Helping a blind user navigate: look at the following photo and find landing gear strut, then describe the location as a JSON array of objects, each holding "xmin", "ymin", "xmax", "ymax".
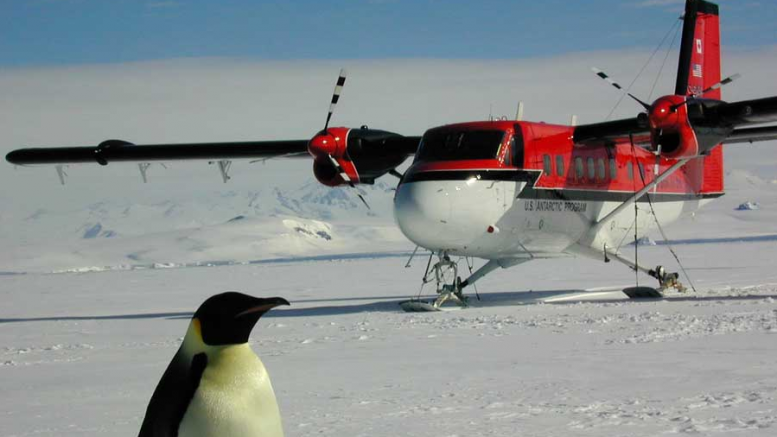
[
  {"xmin": 425, "ymin": 253, "xmax": 468, "ymax": 308},
  {"xmin": 400, "ymin": 251, "xmax": 468, "ymax": 311},
  {"xmin": 400, "ymin": 253, "xmax": 529, "ymax": 311},
  {"xmin": 607, "ymin": 250, "xmax": 686, "ymax": 298}
]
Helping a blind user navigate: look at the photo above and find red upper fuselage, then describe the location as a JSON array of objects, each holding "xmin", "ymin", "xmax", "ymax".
[{"xmin": 402, "ymin": 119, "xmax": 723, "ymax": 199}]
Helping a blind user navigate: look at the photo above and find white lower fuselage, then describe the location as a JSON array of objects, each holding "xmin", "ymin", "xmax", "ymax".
[{"xmin": 394, "ymin": 175, "xmax": 708, "ymax": 261}]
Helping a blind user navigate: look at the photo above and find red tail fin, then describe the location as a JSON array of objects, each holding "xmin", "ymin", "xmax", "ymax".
[
  {"xmin": 676, "ymin": 0, "xmax": 723, "ymax": 194},
  {"xmin": 676, "ymin": 0, "xmax": 721, "ymax": 97}
]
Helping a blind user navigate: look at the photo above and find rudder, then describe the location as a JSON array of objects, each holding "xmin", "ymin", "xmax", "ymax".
[{"xmin": 676, "ymin": 0, "xmax": 723, "ymax": 195}]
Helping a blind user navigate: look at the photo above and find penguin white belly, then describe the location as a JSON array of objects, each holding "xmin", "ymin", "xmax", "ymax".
[{"xmin": 178, "ymin": 344, "xmax": 284, "ymax": 437}]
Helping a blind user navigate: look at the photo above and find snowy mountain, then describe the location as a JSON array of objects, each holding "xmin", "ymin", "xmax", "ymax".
[{"xmin": 1, "ymin": 176, "xmax": 409, "ymax": 273}]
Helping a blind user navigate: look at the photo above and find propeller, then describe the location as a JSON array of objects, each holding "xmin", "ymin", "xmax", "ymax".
[
  {"xmin": 317, "ymin": 69, "xmax": 371, "ymax": 209},
  {"xmin": 591, "ymin": 67, "xmax": 650, "ymax": 110}
]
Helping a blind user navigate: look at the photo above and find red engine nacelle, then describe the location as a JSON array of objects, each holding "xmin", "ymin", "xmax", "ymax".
[
  {"xmin": 648, "ymin": 95, "xmax": 702, "ymax": 159},
  {"xmin": 308, "ymin": 127, "xmax": 360, "ymax": 187},
  {"xmin": 307, "ymin": 126, "xmax": 418, "ymax": 187}
]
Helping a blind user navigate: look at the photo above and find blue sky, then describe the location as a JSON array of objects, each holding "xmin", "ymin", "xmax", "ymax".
[{"xmin": 1, "ymin": 0, "xmax": 774, "ymax": 67}]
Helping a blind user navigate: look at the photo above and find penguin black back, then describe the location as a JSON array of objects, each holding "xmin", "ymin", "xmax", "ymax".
[{"xmin": 138, "ymin": 352, "xmax": 207, "ymax": 437}]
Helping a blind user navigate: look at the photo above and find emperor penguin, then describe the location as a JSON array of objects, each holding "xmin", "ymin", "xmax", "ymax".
[{"xmin": 138, "ymin": 292, "xmax": 290, "ymax": 437}]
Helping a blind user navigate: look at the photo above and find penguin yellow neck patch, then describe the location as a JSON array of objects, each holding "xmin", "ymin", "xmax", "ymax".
[{"xmin": 192, "ymin": 318, "xmax": 202, "ymax": 341}]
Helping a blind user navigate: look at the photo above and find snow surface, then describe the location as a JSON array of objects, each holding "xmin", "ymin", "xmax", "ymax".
[{"xmin": 3, "ymin": 243, "xmax": 777, "ymax": 437}]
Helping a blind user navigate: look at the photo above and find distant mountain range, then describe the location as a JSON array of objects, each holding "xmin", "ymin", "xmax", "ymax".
[{"xmin": 5, "ymin": 179, "xmax": 396, "ymax": 245}]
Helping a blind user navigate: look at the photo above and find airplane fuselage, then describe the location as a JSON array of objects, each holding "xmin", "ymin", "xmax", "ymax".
[{"xmin": 394, "ymin": 120, "xmax": 723, "ymax": 261}]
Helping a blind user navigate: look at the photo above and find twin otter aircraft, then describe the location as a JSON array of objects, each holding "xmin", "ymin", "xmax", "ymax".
[{"xmin": 7, "ymin": 0, "xmax": 777, "ymax": 309}]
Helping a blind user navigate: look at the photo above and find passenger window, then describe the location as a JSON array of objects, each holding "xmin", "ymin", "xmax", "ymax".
[
  {"xmin": 638, "ymin": 162, "xmax": 645, "ymax": 180},
  {"xmin": 575, "ymin": 157, "xmax": 584, "ymax": 180},
  {"xmin": 543, "ymin": 154, "xmax": 552, "ymax": 176},
  {"xmin": 609, "ymin": 158, "xmax": 617, "ymax": 180},
  {"xmin": 627, "ymin": 161, "xmax": 634, "ymax": 180},
  {"xmin": 587, "ymin": 157, "xmax": 595, "ymax": 180},
  {"xmin": 556, "ymin": 155, "xmax": 564, "ymax": 177},
  {"xmin": 597, "ymin": 158, "xmax": 606, "ymax": 180}
]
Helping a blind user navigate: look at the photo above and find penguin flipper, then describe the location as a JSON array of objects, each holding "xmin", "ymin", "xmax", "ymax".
[{"xmin": 138, "ymin": 352, "xmax": 208, "ymax": 437}]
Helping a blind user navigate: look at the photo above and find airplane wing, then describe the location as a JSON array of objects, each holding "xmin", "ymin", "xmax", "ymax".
[
  {"xmin": 5, "ymin": 139, "xmax": 311, "ymax": 166},
  {"xmin": 573, "ymin": 95, "xmax": 777, "ymax": 148},
  {"xmin": 722, "ymin": 126, "xmax": 777, "ymax": 144},
  {"xmin": 5, "ymin": 64, "xmax": 424, "ymax": 187},
  {"xmin": 5, "ymin": 130, "xmax": 422, "ymax": 186},
  {"xmin": 573, "ymin": 117, "xmax": 651, "ymax": 147}
]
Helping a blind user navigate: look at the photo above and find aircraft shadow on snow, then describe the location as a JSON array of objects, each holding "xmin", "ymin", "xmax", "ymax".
[{"xmin": 3, "ymin": 290, "xmax": 776, "ymax": 324}]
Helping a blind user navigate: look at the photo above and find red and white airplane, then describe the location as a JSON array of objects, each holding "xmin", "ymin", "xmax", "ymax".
[{"xmin": 7, "ymin": 0, "xmax": 777, "ymax": 309}]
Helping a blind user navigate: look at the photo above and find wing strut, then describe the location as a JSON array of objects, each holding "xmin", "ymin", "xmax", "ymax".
[
  {"xmin": 590, "ymin": 157, "xmax": 692, "ymax": 231},
  {"xmin": 215, "ymin": 160, "xmax": 232, "ymax": 183},
  {"xmin": 138, "ymin": 163, "xmax": 151, "ymax": 183},
  {"xmin": 55, "ymin": 165, "xmax": 67, "ymax": 185}
]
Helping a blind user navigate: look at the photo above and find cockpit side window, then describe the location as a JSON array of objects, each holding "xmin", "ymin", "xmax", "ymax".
[
  {"xmin": 512, "ymin": 125, "xmax": 524, "ymax": 168},
  {"xmin": 416, "ymin": 130, "xmax": 505, "ymax": 162}
]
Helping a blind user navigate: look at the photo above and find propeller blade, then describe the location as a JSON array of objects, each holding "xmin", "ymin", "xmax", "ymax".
[
  {"xmin": 355, "ymin": 190, "xmax": 371, "ymax": 210},
  {"xmin": 592, "ymin": 67, "xmax": 623, "ymax": 91},
  {"xmin": 627, "ymin": 93, "xmax": 651, "ymax": 111},
  {"xmin": 696, "ymin": 73, "xmax": 741, "ymax": 97},
  {"xmin": 324, "ymin": 68, "xmax": 347, "ymax": 131},
  {"xmin": 593, "ymin": 67, "xmax": 651, "ymax": 111},
  {"xmin": 327, "ymin": 153, "xmax": 351, "ymax": 183},
  {"xmin": 325, "ymin": 153, "xmax": 370, "ymax": 209}
]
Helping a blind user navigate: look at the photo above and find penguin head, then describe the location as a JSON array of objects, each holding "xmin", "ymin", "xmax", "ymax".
[{"xmin": 192, "ymin": 292, "xmax": 290, "ymax": 346}]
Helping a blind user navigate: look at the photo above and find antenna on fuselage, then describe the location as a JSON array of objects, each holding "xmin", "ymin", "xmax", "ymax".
[
  {"xmin": 515, "ymin": 101, "xmax": 524, "ymax": 121},
  {"xmin": 570, "ymin": 114, "xmax": 578, "ymax": 126}
]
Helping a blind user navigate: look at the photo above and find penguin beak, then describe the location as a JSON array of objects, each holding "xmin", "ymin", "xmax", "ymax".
[{"xmin": 235, "ymin": 297, "xmax": 290, "ymax": 319}]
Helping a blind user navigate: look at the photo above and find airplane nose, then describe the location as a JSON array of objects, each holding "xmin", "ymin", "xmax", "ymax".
[
  {"xmin": 394, "ymin": 181, "xmax": 452, "ymax": 248},
  {"xmin": 394, "ymin": 179, "xmax": 507, "ymax": 251}
]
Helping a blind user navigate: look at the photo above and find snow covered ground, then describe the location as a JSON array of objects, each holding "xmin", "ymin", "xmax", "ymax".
[{"xmin": 3, "ymin": 236, "xmax": 777, "ymax": 436}]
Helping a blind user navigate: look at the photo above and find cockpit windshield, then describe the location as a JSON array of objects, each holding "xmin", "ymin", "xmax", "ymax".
[{"xmin": 415, "ymin": 130, "xmax": 505, "ymax": 162}]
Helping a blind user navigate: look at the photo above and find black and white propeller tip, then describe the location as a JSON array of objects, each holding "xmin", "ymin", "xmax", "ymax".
[
  {"xmin": 696, "ymin": 73, "xmax": 741, "ymax": 97},
  {"xmin": 324, "ymin": 68, "xmax": 347, "ymax": 131},
  {"xmin": 591, "ymin": 67, "xmax": 650, "ymax": 110}
]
